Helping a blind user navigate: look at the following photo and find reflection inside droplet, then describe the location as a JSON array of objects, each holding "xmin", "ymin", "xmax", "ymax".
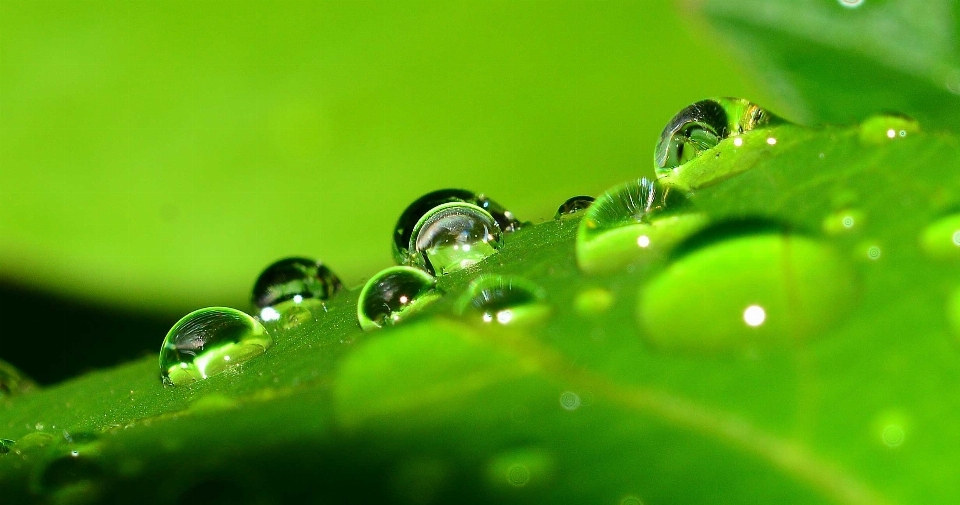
[
  {"xmin": 732, "ymin": 137, "xmax": 743, "ymax": 147},
  {"xmin": 259, "ymin": 307, "xmax": 281, "ymax": 322},
  {"xmin": 637, "ymin": 235, "xmax": 651, "ymax": 248},
  {"xmin": 743, "ymin": 305, "xmax": 766, "ymax": 327},
  {"xmin": 766, "ymin": 137, "xmax": 777, "ymax": 145}
]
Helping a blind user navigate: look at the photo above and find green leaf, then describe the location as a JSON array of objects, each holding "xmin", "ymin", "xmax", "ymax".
[
  {"xmin": 696, "ymin": 0, "xmax": 960, "ymax": 128},
  {"xmin": 0, "ymin": 0, "xmax": 757, "ymax": 312},
  {"xmin": 3, "ymin": 120, "xmax": 959, "ymax": 503}
]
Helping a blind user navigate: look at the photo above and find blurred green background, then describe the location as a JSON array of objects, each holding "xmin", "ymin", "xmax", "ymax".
[{"xmin": 1, "ymin": 0, "xmax": 764, "ymax": 382}]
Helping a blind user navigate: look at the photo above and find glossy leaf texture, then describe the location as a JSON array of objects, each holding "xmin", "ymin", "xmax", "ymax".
[
  {"xmin": 695, "ymin": 0, "xmax": 960, "ymax": 129},
  {"xmin": 2, "ymin": 121, "xmax": 960, "ymax": 504}
]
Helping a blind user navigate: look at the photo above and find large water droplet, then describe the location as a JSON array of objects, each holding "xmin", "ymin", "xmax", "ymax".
[
  {"xmin": 160, "ymin": 308, "xmax": 273, "ymax": 386},
  {"xmin": 251, "ymin": 257, "xmax": 342, "ymax": 321},
  {"xmin": 358, "ymin": 267, "xmax": 440, "ymax": 330},
  {"xmin": 655, "ymin": 97, "xmax": 780, "ymax": 174},
  {"xmin": 637, "ymin": 231, "xmax": 857, "ymax": 351},
  {"xmin": 0, "ymin": 359, "xmax": 37, "ymax": 398},
  {"xmin": 409, "ymin": 203, "xmax": 503, "ymax": 274},
  {"xmin": 392, "ymin": 189, "xmax": 520, "ymax": 264},
  {"xmin": 921, "ymin": 213, "xmax": 960, "ymax": 260},
  {"xmin": 576, "ymin": 178, "xmax": 703, "ymax": 275},
  {"xmin": 859, "ymin": 113, "xmax": 920, "ymax": 144},
  {"xmin": 554, "ymin": 196, "xmax": 595, "ymax": 219},
  {"xmin": 458, "ymin": 276, "xmax": 549, "ymax": 326}
]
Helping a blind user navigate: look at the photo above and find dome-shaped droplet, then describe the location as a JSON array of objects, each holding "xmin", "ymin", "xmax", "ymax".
[
  {"xmin": 859, "ymin": 113, "xmax": 920, "ymax": 144},
  {"xmin": 458, "ymin": 276, "xmax": 549, "ymax": 326},
  {"xmin": 392, "ymin": 189, "xmax": 519, "ymax": 264},
  {"xmin": 409, "ymin": 203, "xmax": 503, "ymax": 274},
  {"xmin": 654, "ymin": 97, "xmax": 781, "ymax": 175},
  {"xmin": 637, "ymin": 230, "xmax": 857, "ymax": 351},
  {"xmin": 358, "ymin": 267, "xmax": 440, "ymax": 330},
  {"xmin": 0, "ymin": 359, "xmax": 37, "ymax": 398},
  {"xmin": 251, "ymin": 257, "xmax": 342, "ymax": 320},
  {"xmin": 920, "ymin": 213, "xmax": 960, "ymax": 260},
  {"xmin": 160, "ymin": 307, "xmax": 273, "ymax": 386},
  {"xmin": 554, "ymin": 196, "xmax": 595, "ymax": 219},
  {"xmin": 576, "ymin": 178, "xmax": 702, "ymax": 275}
]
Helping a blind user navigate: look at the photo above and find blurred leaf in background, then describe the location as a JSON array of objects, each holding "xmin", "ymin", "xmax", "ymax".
[{"xmin": 0, "ymin": 0, "xmax": 758, "ymax": 316}]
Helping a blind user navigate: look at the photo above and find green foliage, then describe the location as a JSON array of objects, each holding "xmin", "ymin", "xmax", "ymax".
[{"xmin": 699, "ymin": 0, "xmax": 960, "ymax": 128}]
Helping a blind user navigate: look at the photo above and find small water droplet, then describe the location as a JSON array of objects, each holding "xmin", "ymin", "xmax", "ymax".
[
  {"xmin": 279, "ymin": 305, "xmax": 314, "ymax": 330},
  {"xmin": 458, "ymin": 276, "xmax": 549, "ymax": 326},
  {"xmin": 409, "ymin": 203, "xmax": 503, "ymax": 274},
  {"xmin": 358, "ymin": 267, "xmax": 440, "ymax": 330},
  {"xmin": 859, "ymin": 113, "xmax": 920, "ymax": 144},
  {"xmin": 554, "ymin": 195, "xmax": 595, "ymax": 219},
  {"xmin": 486, "ymin": 448, "xmax": 554, "ymax": 491},
  {"xmin": 0, "ymin": 438, "xmax": 14, "ymax": 455},
  {"xmin": 252, "ymin": 257, "xmax": 342, "ymax": 320},
  {"xmin": 865, "ymin": 245, "xmax": 882, "ymax": 261},
  {"xmin": 576, "ymin": 178, "xmax": 704, "ymax": 274},
  {"xmin": 822, "ymin": 209, "xmax": 864, "ymax": 235},
  {"xmin": 559, "ymin": 391, "xmax": 581, "ymax": 411},
  {"xmin": 655, "ymin": 97, "xmax": 781, "ymax": 174},
  {"xmin": 0, "ymin": 359, "xmax": 37, "ymax": 398},
  {"xmin": 920, "ymin": 213, "xmax": 960, "ymax": 260},
  {"xmin": 392, "ymin": 189, "xmax": 519, "ymax": 264},
  {"xmin": 574, "ymin": 288, "xmax": 614, "ymax": 316},
  {"xmin": 637, "ymin": 230, "xmax": 857, "ymax": 351},
  {"xmin": 159, "ymin": 308, "xmax": 273, "ymax": 386}
]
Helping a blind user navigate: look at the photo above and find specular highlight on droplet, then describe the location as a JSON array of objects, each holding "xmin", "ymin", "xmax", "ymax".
[{"xmin": 160, "ymin": 307, "xmax": 273, "ymax": 386}]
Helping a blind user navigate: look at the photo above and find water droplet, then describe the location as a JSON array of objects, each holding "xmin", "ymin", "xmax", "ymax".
[
  {"xmin": 921, "ymin": 213, "xmax": 960, "ymax": 260},
  {"xmin": 409, "ymin": 203, "xmax": 503, "ymax": 274},
  {"xmin": 637, "ymin": 231, "xmax": 857, "ymax": 351},
  {"xmin": 576, "ymin": 178, "xmax": 704, "ymax": 274},
  {"xmin": 554, "ymin": 195, "xmax": 595, "ymax": 219},
  {"xmin": 159, "ymin": 308, "xmax": 273, "ymax": 386},
  {"xmin": 655, "ymin": 97, "xmax": 781, "ymax": 174},
  {"xmin": 559, "ymin": 391, "xmax": 581, "ymax": 411},
  {"xmin": 822, "ymin": 209, "xmax": 864, "ymax": 235},
  {"xmin": 574, "ymin": 288, "xmax": 614, "ymax": 316},
  {"xmin": 458, "ymin": 276, "xmax": 549, "ymax": 326},
  {"xmin": 0, "ymin": 359, "xmax": 37, "ymax": 398},
  {"xmin": 486, "ymin": 448, "xmax": 554, "ymax": 491},
  {"xmin": 0, "ymin": 438, "xmax": 14, "ymax": 455},
  {"xmin": 392, "ymin": 189, "xmax": 519, "ymax": 264},
  {"xmin": 358, "ymin": 267, "xmax": 440, "ymax": 330},
  {"xmin": 865, "ymin": 244, "xmax": 882, "ymax": 261},
  {"xmin": 859, "ymin": 113, "xmax": 920, "ymax": 144},
  {"xmin": 251, "ymin": 257, "xmax": 342, "ymax": 320}
]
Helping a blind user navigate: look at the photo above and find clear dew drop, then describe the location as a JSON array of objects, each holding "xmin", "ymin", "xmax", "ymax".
[
  {"xmin": 0, "ymin": 359, "xmax": 37, "ymax": 398},
  {"xmin": 159, "ymin": 307, "xmax": 273, "ymax": 386},
  {"xmin": 409, "ymin": 202, "xmax": 503, "ymax": 275},
  {"xmin": 654, "ymin": 97, "xmax": 781, "ymax": 174},
  {"xmin": 637, "ymin": 231, "xmax": 857, "ymax": 351},
  {"xmin": 458, "ymin": 275, "xmax": 549, "ymax": 326},
  {"xmin": 357, "ymin": 266, "xmax": 440, "ymax": 331},
  {"xmin": 576, "ymin": 178, "xmax": 705, "ymax": 275},
  {"xmin": 858, "ymin": 113, "xmax": 920, "ymax": 144},
  {"xmin": 920, "ymin": 213, "xmax": 960, "ymax": 260},
  {"xmin": 251, "ymin": 257, "xmax": 342, "ymax": 320},
  {"xmin": 554, "ymin": 195, "xmax": 595, "ymax": 219},
  {"xmin": 392, "ymin": 189, "xmax": 519, "ymax": 264}
]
